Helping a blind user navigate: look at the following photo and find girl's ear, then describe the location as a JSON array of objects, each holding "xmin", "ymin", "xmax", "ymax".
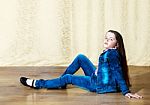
[{"xmin": 115, "ymin": 43, "xmax": 119, "ymax": 49}]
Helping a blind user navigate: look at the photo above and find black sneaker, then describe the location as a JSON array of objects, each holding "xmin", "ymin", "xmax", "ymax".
[{"xmin": 20, "ymin": 77, "xmax": 35, "ymax": 88}]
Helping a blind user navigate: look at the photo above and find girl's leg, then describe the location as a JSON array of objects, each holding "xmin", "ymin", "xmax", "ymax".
[
  {"xmin": 20, "ymin": 54, "xmax": 96, "ymax": 89},
  {"xmin": 62, "ymin": 54, "xmax": 96, "ymax": 76},
  {"xmin": 35, "ymin": 74, "xmax": 95, "ymax": 92}
]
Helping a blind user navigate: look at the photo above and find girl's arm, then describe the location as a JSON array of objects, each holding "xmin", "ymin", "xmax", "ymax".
[{"xmin": 108, "ymin": 50, "xmax": 143, "ymax": 99}]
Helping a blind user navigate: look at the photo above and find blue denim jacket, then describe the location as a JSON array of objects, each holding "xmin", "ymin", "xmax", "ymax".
[{"xmin": 92, "ymin": 49, "xmax": 130, "ymax": 95}]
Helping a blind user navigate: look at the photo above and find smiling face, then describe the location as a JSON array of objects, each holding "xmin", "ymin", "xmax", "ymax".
[{"xmin": 104, "ymin": 32, "xmax": 118, "ymax": 49}]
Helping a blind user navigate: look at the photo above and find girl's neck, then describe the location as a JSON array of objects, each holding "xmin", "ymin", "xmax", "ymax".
[{"xmin": 103, "ymin": 48, "xmax": 116, "ymax": 52}]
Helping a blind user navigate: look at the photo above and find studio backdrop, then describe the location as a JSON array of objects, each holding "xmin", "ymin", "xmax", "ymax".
[{"xmin": 0, "ymin": 0, "xmax": 150, "ymax": 66}]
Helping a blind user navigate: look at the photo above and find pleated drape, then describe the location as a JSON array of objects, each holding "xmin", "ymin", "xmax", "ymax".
[{"xmin": 0, "ymin": 0, "xmax": 150, "ymax": 66}]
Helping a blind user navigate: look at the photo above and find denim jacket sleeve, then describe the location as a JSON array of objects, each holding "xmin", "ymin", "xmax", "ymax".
[{"xmin": 107, "ymin": 49, "xmax": 130, "ymax": 95}]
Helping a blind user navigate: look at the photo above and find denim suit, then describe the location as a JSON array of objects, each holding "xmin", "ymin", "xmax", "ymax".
[{"xmin": 35, "ymin": 49, "xmax": 130, "ymax": 95}]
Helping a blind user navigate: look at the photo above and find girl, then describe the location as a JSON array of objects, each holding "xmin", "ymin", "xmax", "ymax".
[{"xmin": 20, "ymin": 30, "xmax": 142, "ymax": 99}]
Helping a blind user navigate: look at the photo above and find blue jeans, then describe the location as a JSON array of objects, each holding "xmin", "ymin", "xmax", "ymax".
[{"xmin": 35, "ymin": 54, "xmax": 97, "ymax": 91}]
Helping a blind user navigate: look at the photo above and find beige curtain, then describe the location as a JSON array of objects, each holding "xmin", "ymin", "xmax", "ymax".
[{"xmin": 0, "ymin": 0, "xmax": 150, "ymax": 66}]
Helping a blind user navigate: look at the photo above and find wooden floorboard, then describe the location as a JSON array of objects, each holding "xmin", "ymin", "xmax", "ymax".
[{"xmin": 0, "ymin": 66, "xmax": 150, "ymax": 105}]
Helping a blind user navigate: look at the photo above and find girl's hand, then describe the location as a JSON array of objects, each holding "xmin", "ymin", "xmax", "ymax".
[{"xmin": 125, "ymin": 93, "xmax": 143, "ymax": 99}]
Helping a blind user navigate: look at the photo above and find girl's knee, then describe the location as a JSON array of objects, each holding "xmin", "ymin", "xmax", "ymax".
[
  {"xmin": 77, "ymin": 54, "xmax": 87, "ymax": 59},
  {"xmin": 63, "ymin": 74, "xmax": 72, "ymax": 78},
  {"xmin": 61, "ymin": 74, "xmax": 73, "ymax": 83}
]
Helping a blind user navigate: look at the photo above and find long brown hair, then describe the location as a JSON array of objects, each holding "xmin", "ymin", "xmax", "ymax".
[{"xmin": 108, "ymin": 30, "xmax": 131, "ymax": 87}]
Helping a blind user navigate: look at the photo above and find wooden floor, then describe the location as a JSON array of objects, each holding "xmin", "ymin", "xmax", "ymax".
[{"xmin": 0, "ymin": 66, "xmax": 150, "ymax": 105}]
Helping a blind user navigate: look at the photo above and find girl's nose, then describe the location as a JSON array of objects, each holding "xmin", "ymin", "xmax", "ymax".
[{"xmin": 105, "ymin": 39, "xmax": 108, "ymax": 42}]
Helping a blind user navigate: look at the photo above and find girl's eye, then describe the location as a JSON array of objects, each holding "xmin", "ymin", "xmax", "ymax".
[{"xmin": 105, "ymin": 37, "xmax": 115, "ymax": 41}]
